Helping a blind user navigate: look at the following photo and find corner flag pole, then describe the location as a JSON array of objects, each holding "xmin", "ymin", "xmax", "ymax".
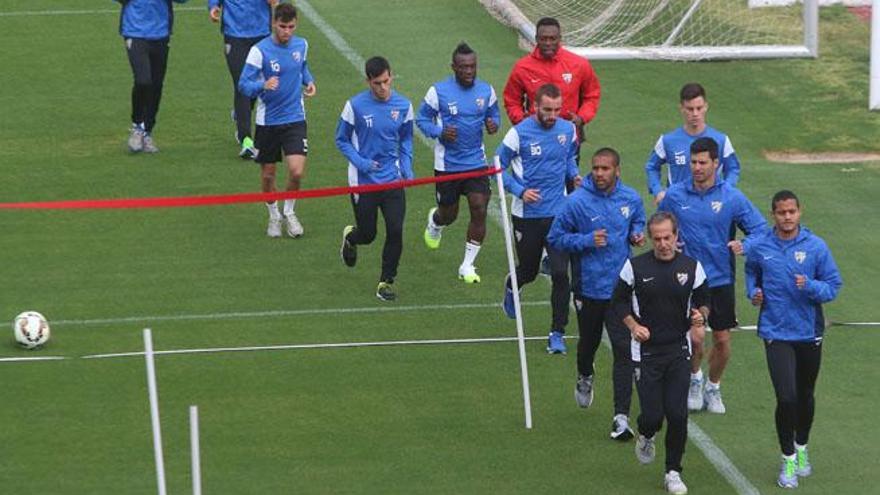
[
  {"xmin": 143, "ymin": 329, "xmax": 168, "ymax": 495},
  {"xmin": 493, "ymin": 166, "xmax": 534, "ymax": 429}
]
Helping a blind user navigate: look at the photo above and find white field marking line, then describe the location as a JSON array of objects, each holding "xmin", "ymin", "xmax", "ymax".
[
  {"xmin": 51, "ymin": 301, "xmax": 548, "ymax": 327},
  {"xmin": 81, "ymin": 334, "xmax": 553, "ymax": 360},
  {"xmin": 0, "ymin": 6, "xmax": 202, "ymax": 17},
  {"xmin": 0, "ymin": 356, "xmax": 67, "ymax": 363}
]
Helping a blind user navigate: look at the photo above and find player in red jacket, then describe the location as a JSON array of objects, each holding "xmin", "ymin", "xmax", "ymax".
[{"xmin": 503, "ymin": 17, "xmax": 601, "ymax": 139}]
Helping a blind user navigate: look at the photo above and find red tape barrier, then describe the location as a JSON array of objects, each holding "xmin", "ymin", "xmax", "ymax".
[{"xmin": 0, "ymin": 167, "xmax": 501, "ymax": 210}]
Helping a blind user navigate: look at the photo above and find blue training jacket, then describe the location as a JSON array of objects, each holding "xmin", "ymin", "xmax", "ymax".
[
  {"xmin": 658, "ymin": 180, "xmax": 767, "ymax": 288},
  {"xmin": 644, "ymin": 125, "xmax": 741, "ymax": 197},
  {"xmin": 208, "ymin": 0, "xmax": 271, "ymax": 39},
  {"xmin": 495, "ymin": 117, "xmax": 579, "ymax": 218},
  {"xmin": 416, "ymin": 76, "xmax": 501, "ymax": 172},
  {"xmin": 745, "ymin": 226, "xmax": 842, "ymax": 342},
  {"xmin": 238, "ymin": 35, "xmax": 314, "ymax": 126},
  {"xmin": 548, "ymin": 177, "xmax": 646, "ymax": 300},
  {"xmin": 335, "ymin": 90, "xmax": 415, "ymax": 185},
  {"xmin": 117, "ymin": 0, "xmax": 189, "ymax": 40}
]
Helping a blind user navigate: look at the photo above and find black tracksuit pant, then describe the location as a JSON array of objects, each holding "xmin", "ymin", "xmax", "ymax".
[
  {"xmin": 224, "ymin": 36, "xmax": 263, "ymax": 142},
  {"xmin": 635, "ymin": 343, "xmax": 690, "ymax": 474},
  {"xmin": 575, "ymin": 296, "xmax": 633, "ymax": 416},
  {"xmin": 126, "ymin": 37, "xmax": 169, "ymax": 133},
  {"xmin": 348, "ymin": 189, "xmax": 406, "ymax": 284},
  {"xmin": 510, "ymin": 216, "xmax": 570, "ymax": 331},
  {"xmin": 764, "ymin": 339, "xmax": 822, "ymax": 456}
]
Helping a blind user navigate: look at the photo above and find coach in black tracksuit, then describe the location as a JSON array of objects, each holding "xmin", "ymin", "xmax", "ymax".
[{"xmin": 611, "ymin": 211, "xmax": 709, "ymax": 495}]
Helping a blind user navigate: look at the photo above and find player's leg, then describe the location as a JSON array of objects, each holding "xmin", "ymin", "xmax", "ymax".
[
  {"xmin": 255, "ymin": 125, "xmax": 283, "ymax": 237},
  {"xmin": 124, "ymin": 37, "xmax": 151, "ymax": 152},
  {"xmin": 141, "ymin": 37, "xmax": 169, "ymax": 152},
  {"xmin": 457, "ymin": 179, "xmax": 490, "ymax": 283},
  {"xmin": 545, "ymin": 224, "xmax": 571, "ymax": 352},
  {"xmin": 662, "ymin": 352, "xmax": 691, "ymax": 494},
  {"xmin": 765, "ymin": 339, "xmax": 800, "ymax": 487},
  {"xmin": 607, "ymin": 311, "xmax": 636, "ymax": 440},
  {"xmin": 634, "ymin": 358, "xmax": 663, "ymax": 465},
  {"xmin": 706, "ymin": 284, "xmax": 737, "ymax": 413},
  {"xmin": 502, "ymin": 216, "xmax": 543, "ymax": 318},
  {"xmin": 225, "ymin": 36, "xmax": 261, "ymax": 156},
  {"xmin": 280, "ymin": 122, "xmax": 308, "ymax": 237},
  {"xmin": 687, "ymin": 323, "xmax": 706, "ymax": 411},
  {"xmin": 341, "ymin": 191, "xmax": 379, "ymax": 268},
  {"xmin": 424, "ymin": 171, "xmax": 459, "ymax": 250},
  {"xmin": 376, "ymin": 189, "xmax": 406, "ymax": 301},
  {"xmin": 793, "ymin": 340, "xmax": 822, "ymax": 476},
  {"xmin": 573, "ymin": 297, "xmax": 607, "ymax": 406}
]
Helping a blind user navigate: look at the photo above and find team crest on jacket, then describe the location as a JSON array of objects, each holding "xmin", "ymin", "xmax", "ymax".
[
  {"xmin": 447, "ymin": 102, "xmax": 458, "ymax": 115},
  {"xmin": 292, "ymin": 51, "xmax": 301, "ymax": 62},
  {"xmin": 557, "ymin": 134, "xmax": 567, "ymax": 145},
  {"xmin": 390, "ymin": 110, "xmax": 400, "ymax": 121},
  {"xmin": 475, "ymin": 97, "xmax": 485, "ymax": 109},
  {"xmin": 562, "ymin": 73, "xmax": 572, "ymax": 83},
  {"xmin": 676, "ymin": 272, "xmax": 689, "ymax": 285},
  {"xmin": 795, "ymin": 251, "xmax": 807, "ymax": 264},
  {"xmin": 620, "ymin": 206, "xmax": 631, "ymax": 218},
  {"xmin": 711, "ymin": 201, "xmax": 723, "ymax": 213}
]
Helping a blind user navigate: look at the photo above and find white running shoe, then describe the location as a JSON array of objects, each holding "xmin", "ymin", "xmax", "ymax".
[
  {"xmin": 636, "ymin": 434, "xmax": 655, "ymax": 464},
  {"xmin": 128, "ymin": 124, "xmax": 144, "ymax": 152},
  {"xmin": 458, "ymin": 264, "xmax": 481, "ymax": 283},
  {"xmin": 284, "ymin": 213, "xmax": 303, "ymax": 238},
  {"xmin": 424, "ymin": 207, "xmax": 442, "ymax": 249},
  {"xmin": 610, "ymin": 414, "xmax": 634, "ymax": 441},
  {"xmin": 664, "ymin": 470, "xmax": 688, "ymax": 494},
  {"xmin": 704, "ymin": 386, "xmax": 726, "ymax": 414},
  {"xmin": 574, "ymin": 374, "xmax": 594, "ymax": 408},
  {"xmin": 142, "ymin": 133, "xmax": 159, "ymax": 153},
  {"xmin": 267, "ymin": 217, "xmax": 282, "ymax": 238},
  {"xmin": 688, "ymin": 376, "xmax": 704, "ymax": 411}
]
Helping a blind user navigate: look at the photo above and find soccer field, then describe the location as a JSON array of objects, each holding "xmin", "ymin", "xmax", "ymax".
[{"xmin": 1, "ymin": 1, "xmax": 879, "ymax": 493}]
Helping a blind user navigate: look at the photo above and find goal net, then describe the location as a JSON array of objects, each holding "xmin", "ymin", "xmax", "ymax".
[{"xmin": 480, "ymin": 0, "xmax": 819, "ymax": 60}]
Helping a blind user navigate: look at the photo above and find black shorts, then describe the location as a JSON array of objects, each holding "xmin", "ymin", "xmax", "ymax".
[
  {"xmin": 254, "ymin": 121, "xmax": 308, "ymax": 164},
  {"xmin": 708, "ymin": 284, "xmax": 738, "ymax": 331},
  {"xmin": 434, "ymin": 169, "xmax": 491, "ymax": 206}
]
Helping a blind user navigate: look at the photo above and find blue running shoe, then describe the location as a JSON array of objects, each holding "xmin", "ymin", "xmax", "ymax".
[
  {"xmin": 547, "ymin": 330, "xmax": 566, "ymax": 354},
  {"xmin": 502, "ymin": 275, "xmax": 516, "ymax": 319}
]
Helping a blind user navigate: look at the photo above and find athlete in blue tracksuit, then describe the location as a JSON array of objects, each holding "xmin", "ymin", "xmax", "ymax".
[
  {"xmin": 743, "ymin": 190, "xmax": 842, "ymax": 488},
  {"xmin": 417, "ymin": 42, "xmax": 501, "ymax": 283},
  {"xmin": 547, "ymin": 147, "xmax": 645, "ymax": 438},
  {"xmin": 116, "ymin": 0, "xmax": 189, "ymax": 153},
  {"xmin": 496, "ymin": 83, "xmax": 580, "ymax": 354},
  {"xmin": 658, "ymin": 136, "xmax": 766, "ymax": 414},
  {"xmin": 238, "ymin": 3, "xmax": 316, "ymax": 239},
  {"xmin": 208, "ymin": 0, "xmax": 274, "ymax": 158},
  {"xmin": 645, "ymin": 83, "xmax": 741, "ymax": 204},
  {"xmin": 336, "ymin": 56, "xmax": 414, "ymax": 302}
]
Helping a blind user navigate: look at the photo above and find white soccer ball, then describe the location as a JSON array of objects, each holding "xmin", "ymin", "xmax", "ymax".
[{"xmin": 13, "ymin": 311, "xmax": 50, "ymax": 349}]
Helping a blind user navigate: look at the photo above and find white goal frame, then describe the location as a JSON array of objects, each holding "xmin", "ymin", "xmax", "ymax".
[{"xmin": 483, "ymin": 0, "xmax": 819, "ymax": 60}]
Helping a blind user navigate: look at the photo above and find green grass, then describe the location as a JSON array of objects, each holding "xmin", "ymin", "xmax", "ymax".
[{"xmin": 0, "ymin": 1, "xmax": 878, "ymax": 493}]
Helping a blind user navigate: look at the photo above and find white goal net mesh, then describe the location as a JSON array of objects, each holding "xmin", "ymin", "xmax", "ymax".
[{"xmin": 481, "ymin": 0, "xmax": 814, "ymax": 60}]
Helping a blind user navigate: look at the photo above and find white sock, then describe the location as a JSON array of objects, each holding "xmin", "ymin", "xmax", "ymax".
[
  {"xmin": 266, "ymin": 202, "xmax": 281, "ymax": 220},
  {"xmin": 283, "ymin": 199, "xmax": 296, "ymax": 216},
  {"xmin": 428, "ymin": 210, "xmax": 443, "ymax": 235},
  {"xmin": 783, "ymin": 453, "xmax": 796, "ymax": 461},
  {"xmin": 691, "ymin": 369, "xmax": 703, "ymax": 381},
  {"xmin": 706, "ymin": 380, "xmax": 720, "ymax": 390},
  {"xmin": 795, "ymin": 443, "xmax": 807, "ymax": 451},
  {"xmin": 462, "ymin": 241, "xmax": 481, "ymax": 267}
]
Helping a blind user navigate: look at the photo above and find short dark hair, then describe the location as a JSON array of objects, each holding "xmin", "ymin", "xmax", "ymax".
[
  {"xmin": 690, "ymin": 137, "xmax": 718, "ymax": 160},
  {"xmin": 593, "ymin": 147, "xmax": 620, "ymax": 167},
  {"xmin": 365, "ymin": 56, "xmax": 391, "ymax": 80},
  {"xmin": 648, "ymin": 211, "xmax": 679, "ymax": 235},
  {"xmin": 452, "ymin": 42, "xmax": 475, "ymax": 63},
  {"xmin": 274, "ymin": 2, "xmax": 297, "ymax": 22},
  {"xmin": 535, "ymin": 83, "xmax": 561, "ymax": 103},
  {"xmin": 536, "ymin": 17, "xmax": 561, "ymax": 31},
  {"xmin": 772, "ymin": 190, "xmax": 800, "ymax": 211},
  {"xmin": 680, "ymin": 82, "xmax": 706, "ymax": 102}
]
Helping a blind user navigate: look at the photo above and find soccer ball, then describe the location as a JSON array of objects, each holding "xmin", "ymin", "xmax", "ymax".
[{"xmin": 13, "ymin": 311, "xmax": 50, "ymax": 349}]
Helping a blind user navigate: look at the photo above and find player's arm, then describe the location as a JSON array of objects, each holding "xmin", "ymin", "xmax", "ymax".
[
  {"xmin": 502, "ymin": 68, "xmax": 527, "ymax": 125},
  {"xmin": 238, "ymin": 47, "xmax": 269, "ymax": 98},
  {"xmin": 612, "ymin": 260, "xmax": 650, "ymax": 341},
  {"xmin": 721, "ymin": 136, "xmax": 741, "ymax": 187},
  {"xmin": 415, "ymin": 87, "xmax": 442, "ymax": 139},
  {"xmin": 691, "ymin": 262, "xmax": 711, "ymax": 322},
  {"xmin": 802, "ymin": 243, "xmax": 843, "ymax": 303},
  {"xmin": 485, "ymin": 86, "xmax": 501, "ymax": 135},
  {"xmin": 629, "ymin": 197, "xmax": 647, "ymax": 246},
  {"xmin": 645, "ymin": 136, "xmax": 667, "ymax": 199},
  {"xmin": 208, "ymin": 0, "xmax": 221, "ymax": 22},
  {"xmin": 547, "ymin": 205, "xmax": 597, "ymax": 253},
  {"xmin": 566, "ymin": 126, "xmax": 580, "ymax": 182},
  {"xmin": 575, "ymin": 62, "xmax": 601, "ymax": 125},
  {"xmin": 495, "ymin": 130, "xmax": 527, "ymax": 199},
  {"xmin": 744, "ymin": 250, "xmax": 763, "ymax": 304},
  {"xmin": 301, "ymin": 42, "xmax": 316, "ymax": 96},
  {"xmin": 734, "ymin": 194, "xmax": 769, "ymax": 254},
  {"xmin": 398, "ymin": 104, "xmax": 415, "ymax": 179},
  {"xmin": 334, "ymin": 101, "xmax": 375, "ymax": 173}
]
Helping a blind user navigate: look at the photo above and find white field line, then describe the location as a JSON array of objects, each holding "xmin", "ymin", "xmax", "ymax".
[
  {"xmin": 51, "ymin": 301, "xmax": 548, "ymax": 327},
  {"xmin": 0, "ymin": 356, "xmax": 67, "ymax": 363},
  {"xmin": 0, "ymin": 6, "xmax": 203, "ymax": 17}
]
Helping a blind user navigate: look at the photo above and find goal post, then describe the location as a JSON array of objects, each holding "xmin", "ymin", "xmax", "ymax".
[{"xmin": 480, "ymin": 0, "xmax": 820, "ymax": 61}]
